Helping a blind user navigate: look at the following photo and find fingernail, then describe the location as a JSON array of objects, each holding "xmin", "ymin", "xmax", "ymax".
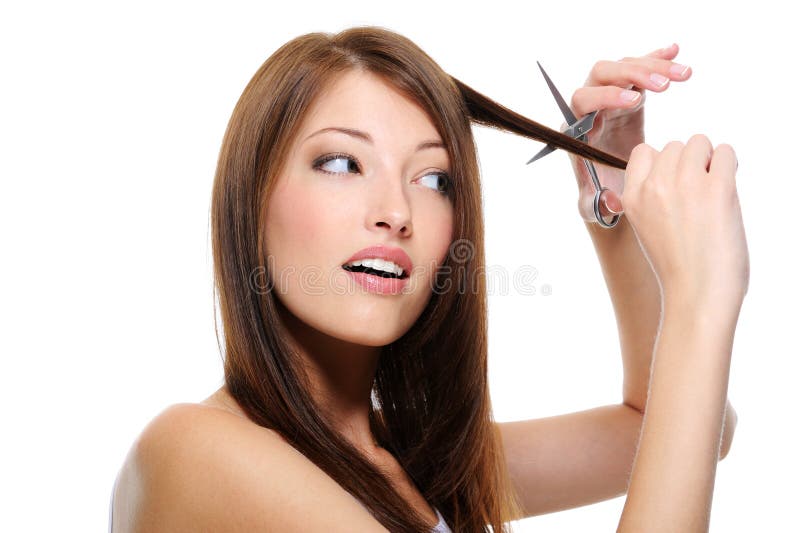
[
  {"xmin": 670, "ymin": 63, "xmax": 690, "ymax": 77},
  {"xmin": 650, "ymin": 73, "xmax": 669, "ymax": 87},
  {"xmin": 603, "ymin": 196, "xmax": 621, "ymax": 215},
  {"xmin": 621, "ymin": 90, "xmax": 641, "ymax": 102}
]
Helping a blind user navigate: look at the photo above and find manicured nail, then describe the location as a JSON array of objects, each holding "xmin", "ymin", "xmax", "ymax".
[
  {"xmin": 621, "ymin": 89, "xmax": 641, "ymax": 102},
  {"xmin": 602, "ymin": 195, "xmax": 621, "ymax": 215},
  {"xmin": 657, "ymin": 43, "xmax": 676, "ymax": 55},
  {"xmin": 670, "ymin": 63, "xmax": 690, "ymax": 77},
  {"xmin": 650, "ymin": 73, "xmax": 669, "ymax": 87}
]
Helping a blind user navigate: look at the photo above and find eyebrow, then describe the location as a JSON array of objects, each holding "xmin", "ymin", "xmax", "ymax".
[{"xmin": 303, "ymin": 127, "xmax": 446, "ymax": 152}]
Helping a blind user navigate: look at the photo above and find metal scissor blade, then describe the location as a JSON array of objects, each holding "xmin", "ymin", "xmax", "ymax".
[
  {"xmin": 562, "ymin": 111, "xmax": 598, "ymax": 140},
  {"xmin": 526, "ymin": 143, "xmax": 556, "ymax": 164},
  {"xmin": 536, "ymin": 61, "xmax": 577, "ymax": 126},
  {"xmin": 527, "ymin": 111, "xmax": 598, "ymax": 165}
]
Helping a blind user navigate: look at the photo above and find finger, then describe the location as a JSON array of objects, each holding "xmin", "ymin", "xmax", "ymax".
[
  {"xmin": 644, "ymin": 42, "xmax": 680, "ymax": 59},
  {"xmin": 620, "ymin": 56, "xmax": 692, "ymax": 82},
  {"xmin": 586, "ymin": 59, "xmax": 690, "ymax": 93},
  {"xmin": 571, "ymin": 85, "xmax": 642, "ymax": 116},
  {"xmin": 650, "ymin": 140, "xmax": 685, "ymax": 186},
  {"xmin": 709, "ymin": 143, "xmax": 738, "ymax": 180},
  {"xmin": 678, "ymin": 134, "xmax": 714, "ymax": 176},
  {"xmin": 601, "ymin": 189, "xmax": 623, "ymax": 215},
  {"xmin": 622, "ymin": 143, "xmax": 658, "ymax": 201}
]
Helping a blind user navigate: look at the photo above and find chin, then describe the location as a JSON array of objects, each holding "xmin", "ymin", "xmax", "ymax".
[
  {"xmin": 276, "ymin": 296, "xmax": 412, "ymax": 349},
  {"xmin": 318, "ymin": 319, "xmax": 408, "ymax": 348}
]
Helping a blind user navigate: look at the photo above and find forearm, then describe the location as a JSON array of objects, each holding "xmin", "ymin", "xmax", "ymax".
[
  {"xmin": 587, "ymin": 215, "xmax": 738, "ymax": 452},
  {"xmin": 584, "ymin": 215, "xmax": 661, "ymax": 411},
  {"xmin": 616, "ymin": 296, "xmax": 739, "ymax": 532}
]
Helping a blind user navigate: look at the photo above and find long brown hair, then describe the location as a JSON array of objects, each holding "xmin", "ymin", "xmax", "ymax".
[{"xmin": 211, "ymin": 26, "xmax": 627, "ymax": 532}]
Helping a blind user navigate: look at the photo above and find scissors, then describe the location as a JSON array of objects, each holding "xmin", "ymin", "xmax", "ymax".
[{"xmin": 527, "ymin": 61, "xmax": 621, "ymax": 228}]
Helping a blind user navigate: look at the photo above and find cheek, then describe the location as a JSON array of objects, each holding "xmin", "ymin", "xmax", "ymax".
[
  {"xmin": 406, "ymin": 205, "xmax": 454, "ymax": 294},
  {"xmin": 428, "ymin": 206, "xmax": 455, "ymax": 266},
  {"xmin": 265, "ymin": 181, "xmax": 338, "ymax": 264}
]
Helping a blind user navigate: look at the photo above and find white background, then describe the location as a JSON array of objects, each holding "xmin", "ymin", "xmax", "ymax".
[{"xmin": 1, "ymin": 1, "xmax": 796, "ymax": 531}]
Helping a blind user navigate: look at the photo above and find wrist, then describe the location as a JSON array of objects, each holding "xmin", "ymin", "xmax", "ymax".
[{"xmin": 661, "ymin": 288, "xmax": 743, "ymax": 332}]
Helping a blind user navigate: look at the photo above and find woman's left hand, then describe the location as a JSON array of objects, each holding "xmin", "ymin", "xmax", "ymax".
[{"xmin": 567, "ymin": 43, "xmax": 692, "ymax": 222}]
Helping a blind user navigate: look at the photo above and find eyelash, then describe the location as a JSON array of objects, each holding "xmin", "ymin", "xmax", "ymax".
[{"xmin": 312, "ymin": 152, "xmax": 452, "ymax": 196}]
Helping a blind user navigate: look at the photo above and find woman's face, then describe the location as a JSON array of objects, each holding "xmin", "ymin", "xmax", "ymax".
[{"xmin": 264, "ymin": 69, "xmax": 455, "ymax": 347}]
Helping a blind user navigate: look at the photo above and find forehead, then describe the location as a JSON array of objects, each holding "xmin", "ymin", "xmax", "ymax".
[{"xmin": 298, "ymin": 69, "xmax": 442, "ymax": 142}]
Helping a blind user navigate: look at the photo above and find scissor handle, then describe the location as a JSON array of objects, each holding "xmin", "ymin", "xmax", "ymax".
[{"xmin": 593, "ymin": 187, "xmax": 621, "ymax": 228}]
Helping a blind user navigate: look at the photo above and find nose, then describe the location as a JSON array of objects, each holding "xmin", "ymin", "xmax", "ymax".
[{"xmin": 366, "ymin": 175, "xmax": 413, "ymax": 238}]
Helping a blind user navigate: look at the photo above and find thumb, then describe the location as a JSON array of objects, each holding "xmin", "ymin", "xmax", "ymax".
[
  {"xmin": 623, "ymin": 143, "xmax": 658, "ymax": 198},
  {"xmin": 601, "ymin": 190, "xmax": 623, "ymax": 215}
]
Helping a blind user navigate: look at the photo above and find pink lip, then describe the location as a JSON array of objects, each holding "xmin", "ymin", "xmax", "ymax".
[
  {"xmin": 342, "ymin": 245, "xmax": 413, "ymax": 296},
  {"xmin": 343, "ymin": 245, "xmax": 413, "ymax": 277},
  {"xmin": 344, "ymin": 271, "xmax": 409, "ymax": 295}
]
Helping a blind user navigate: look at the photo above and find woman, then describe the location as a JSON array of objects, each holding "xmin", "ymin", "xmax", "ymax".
[{"xmin": 109, "ymin": 26, "xmax": 747, "ymax": 532}]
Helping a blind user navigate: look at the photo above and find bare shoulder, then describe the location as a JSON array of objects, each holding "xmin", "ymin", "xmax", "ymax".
[{"xmin": 112, "ymin": 402, "xmax": 388, "ymax": 533}]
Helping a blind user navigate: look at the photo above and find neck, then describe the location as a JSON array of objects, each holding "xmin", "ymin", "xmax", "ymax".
[{"xmin": 278, "ymin": 302, "xmax": 382, "ymax": 454}]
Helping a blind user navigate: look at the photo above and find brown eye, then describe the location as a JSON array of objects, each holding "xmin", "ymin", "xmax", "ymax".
[
  {"xmin": 313, "ymin": 153, "xmax": 361, "ymax": 174},
  {"xmin": 418, "ymin": 172, "xmax": 451, "ymax": 195}
]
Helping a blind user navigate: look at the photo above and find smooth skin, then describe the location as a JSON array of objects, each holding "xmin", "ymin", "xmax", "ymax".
[
  {"xmin": 111, "ymin": 45, "xmax": 741, "ymax": 532},
  {"xmin": 614, "ymin": 135, "xmax": 746, "ymax": 531}
]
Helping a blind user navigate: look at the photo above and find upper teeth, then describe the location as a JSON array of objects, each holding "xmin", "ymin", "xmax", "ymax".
[{"xmin": 345, "ymin": 258, "xmax": 405, "ymax": 276}]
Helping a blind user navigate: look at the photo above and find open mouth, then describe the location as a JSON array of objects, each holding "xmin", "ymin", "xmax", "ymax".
[{"xmin": 342, "ymin": 264, "xmax": 409, "ymax": 280}]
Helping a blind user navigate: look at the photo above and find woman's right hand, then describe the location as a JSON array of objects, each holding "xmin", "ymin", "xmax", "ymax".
[{"xmin": 621, "ymin": 135, "xmax": 750, "ymax": 312}]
